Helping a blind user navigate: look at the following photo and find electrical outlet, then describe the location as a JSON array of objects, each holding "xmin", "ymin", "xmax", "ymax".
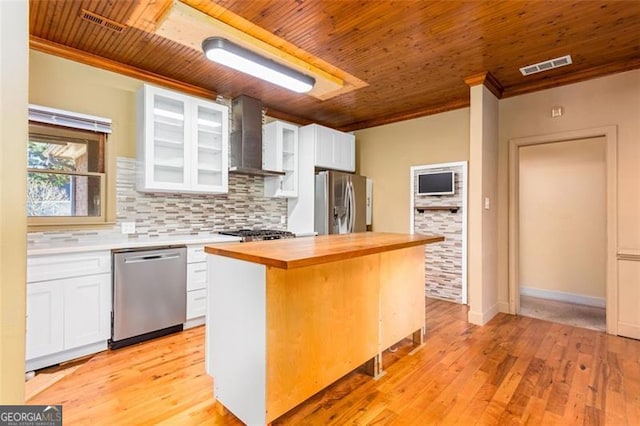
[
  {"xmin": 280, "ymin": 215, "xmax": 286, "ymax": 224},
  {"xmin": 121, "ymin": 222, "xmax": 136, "ymax": 234}
]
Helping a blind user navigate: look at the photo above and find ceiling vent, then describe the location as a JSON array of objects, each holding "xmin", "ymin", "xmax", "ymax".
[
  {"xmin": 80, "ymin": 9, "xmax": 127, "ymax": 33},
  {"xmin": 519, "ymin": 55, "xmax": 572, "ymax": 76}
]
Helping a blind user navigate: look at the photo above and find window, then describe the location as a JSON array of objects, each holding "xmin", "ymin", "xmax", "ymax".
[{"xmin": 27, "ymin": 105, "xmax": 113, "ymax": 227}]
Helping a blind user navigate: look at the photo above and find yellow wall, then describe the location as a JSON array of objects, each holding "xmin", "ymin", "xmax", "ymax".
[
  {"xmin": 498, "ymin": 69, "xmax": 640, "ymax": 335},
  {"xmin": 0, "ymin": 0, "xmax": 28, "ymax": 403},
  {"xmin": 355, "ymin": 108, "xmax": 470, "ymax": 233},
  {"xmin": 29, "ymin": 50, "xmax": 142, "ymax": 158},
  {"xmin": 519, "ymin": 137, "xmax": 606, "ymax": 299},
  {"xmin": 357, "ymin": 69, "xmax": 639, "ymax": 330},
  {"xmin": 499, "ymin": 69, "xmax": 640, "ymax": 251}
]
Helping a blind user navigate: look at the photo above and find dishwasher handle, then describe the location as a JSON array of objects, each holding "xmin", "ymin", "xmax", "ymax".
[{"xmin": 123, "ymin": 252, "xmax": 182, "ymax": 264}]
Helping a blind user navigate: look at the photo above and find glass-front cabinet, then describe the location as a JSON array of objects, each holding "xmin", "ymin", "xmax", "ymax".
[
  {"xmin": 192, "ymin": 101, "xmax": 226, "ymax": 191},
  {"xmin": 137, "ymin": 84, "xmax": 228, "ymax": 194},
  {"xmin": 263, "ymin": 120, "xmax": 299, "ymax": 198}
]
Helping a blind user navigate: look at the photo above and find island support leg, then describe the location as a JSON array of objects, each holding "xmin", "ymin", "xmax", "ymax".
[
  {"xmin": 409, "ymin": 326, "xmax": 426, "ymax": 355},
  {"xmin": 362, "ymin": 352, "xmax": 385, "ymax": 379},
  {"xmin": 412, "ymin": 326, "xmax": 425, "ymax": 345}
]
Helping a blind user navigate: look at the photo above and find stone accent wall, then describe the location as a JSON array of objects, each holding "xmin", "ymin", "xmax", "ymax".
[
  {"xmin": 413, "ymin": 164, "xmax": 465, "ymax": 303},
  {"xmin": 28, "ymin": 157, "xmax": 287, "ymax": 245}
]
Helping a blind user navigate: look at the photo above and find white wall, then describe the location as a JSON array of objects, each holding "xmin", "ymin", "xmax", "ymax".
[{"xmin": 519, "ymin": 137, "xmax": 606, "ymax": 301}]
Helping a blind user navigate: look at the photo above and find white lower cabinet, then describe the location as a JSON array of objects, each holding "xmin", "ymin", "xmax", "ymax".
[
  {"xmin": 187, "ymin": 289, "xmax": 207, "ymax": 319},
  {"xmin": 26, "ymin": 281, "xmax": 64, "ymax": 360},
  {"xmin": 185, "ymin": 245, "xmax": 208, "ymax": 328},
  {"xmin": 63, "ymin": 274, "xmax": 111, "ymax": 349},
  {"xmin": 26, "ymin": 251, "xmax": 111, "ymax": 371}
]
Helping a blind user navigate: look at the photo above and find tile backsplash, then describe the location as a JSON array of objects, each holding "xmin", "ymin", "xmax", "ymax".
[
  {"xmin": 413, "ymin": 164, "xmax": 465, "ymax": 303},
  {"xmin": 28, "ymin": 157, "xmax": 287, "ymax": 245}
]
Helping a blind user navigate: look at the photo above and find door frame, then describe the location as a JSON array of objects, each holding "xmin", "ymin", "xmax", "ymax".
[
  {"xmin": 409, "ymin": 161, "xmax": 468, "ymax": 304},
  {"xmin": 508, "ymin": 126, "xmax": 618, "ymax": 334}
]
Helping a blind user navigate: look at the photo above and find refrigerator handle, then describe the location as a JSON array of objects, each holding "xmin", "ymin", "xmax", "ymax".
[
  {"xmin": 345, "ymin": 181, "xmax": 351, "ymax": 233},
  {"xmin": 348, "ymin": 180, "xmax": 356, "ymax": 233},
  {"xmin": 344, "ymin": 180, "xmax": 351, "ymax": 234}
]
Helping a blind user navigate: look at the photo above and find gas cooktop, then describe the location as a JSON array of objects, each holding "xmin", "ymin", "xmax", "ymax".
[{"xmin": 219, "ymin": 229, "xmax": 295, "ymax": 242}]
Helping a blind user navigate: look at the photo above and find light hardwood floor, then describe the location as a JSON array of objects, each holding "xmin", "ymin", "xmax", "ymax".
[{"xmin": 28, "ymin": 298, "xmax": 640, "ymax": 425}]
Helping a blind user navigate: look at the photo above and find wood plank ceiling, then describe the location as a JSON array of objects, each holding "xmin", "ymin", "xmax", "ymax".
[{"xmin": 29, "ymin": 1, "xmax": 640, "ymax": 131}]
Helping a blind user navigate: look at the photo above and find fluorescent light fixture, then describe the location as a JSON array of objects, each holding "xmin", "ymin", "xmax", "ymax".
[{"xmin": 202, "ymin": 37, "xmax": 315, "ymax": 93}]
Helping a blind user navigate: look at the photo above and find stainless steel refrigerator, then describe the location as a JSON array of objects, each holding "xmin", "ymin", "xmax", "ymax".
[{"xmin": 315, "ymin": 170, "xmax": 367, "ymax": 234}]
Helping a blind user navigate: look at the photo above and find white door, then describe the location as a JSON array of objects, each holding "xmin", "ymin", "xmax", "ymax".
[
  {"xmin": 26, "ymin": 280, "xmax": 64, "ymax": 359},
  {"xmin": 314, "ymin": 125, "xmax": 335, "ymax": 169},
  {"xmin": 191, "ymin": 99, "xmax": 228, "ymax": 192},
  {"xmin": 64, "ymin": 274, "xmax": 111, "ymax": 349},
  {"xmin": 279, "ymin": 123, "xmax": 298, "ymax": 196},
  {"xmin": 148, "ymin": 88, "xmax": 189, "ymax": 190},
  {"xmin": 337, "ymin": 132, "xmax": 355, "ymax": 172}
]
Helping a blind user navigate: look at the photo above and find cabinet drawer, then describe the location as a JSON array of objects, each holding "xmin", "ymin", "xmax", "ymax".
[
  {"xmin": 187, "ymin": 289, "xmax": 207, "ymax": 319},
  {"xmin": 28, "ymin": 251, "xmax": 111, "ymax": 283},
  {"xmin": 187, "ymin": 245, "xmax": 207, "ymax": 263},
  {"xmin": 187, "ymin": 262, "xmax": 207, "ymax": 291}
]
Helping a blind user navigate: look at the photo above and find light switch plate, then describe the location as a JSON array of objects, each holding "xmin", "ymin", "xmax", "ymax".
[{"xmin": 121, "ymin": 222, "xmax": 136, "ymax": 234}]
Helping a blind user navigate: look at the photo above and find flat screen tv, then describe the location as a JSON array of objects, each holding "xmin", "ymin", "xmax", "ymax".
[{"xmin": 417, "ymin": 171, "xmax": 455, "ymax": 195}]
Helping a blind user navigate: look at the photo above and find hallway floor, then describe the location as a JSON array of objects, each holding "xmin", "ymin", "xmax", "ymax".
[{"xmin": 519, "ymin": 295, "xmax": 606, "ymax": 332}]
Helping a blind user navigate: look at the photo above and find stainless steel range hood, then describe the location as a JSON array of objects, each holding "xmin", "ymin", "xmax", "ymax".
[{"xmin": 229, "ymin": 95, "xmax": 284, "ymax": 177}]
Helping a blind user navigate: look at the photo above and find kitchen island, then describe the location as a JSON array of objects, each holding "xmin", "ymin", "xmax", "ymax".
[{"xmin": 205, "ymin": 232, "xmax": 444, "ymax": 425}]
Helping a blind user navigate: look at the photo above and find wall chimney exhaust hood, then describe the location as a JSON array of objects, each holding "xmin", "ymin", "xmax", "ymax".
[{"xmin": 229, "ymin": 95, "xmax": 285, "ymax": 177}]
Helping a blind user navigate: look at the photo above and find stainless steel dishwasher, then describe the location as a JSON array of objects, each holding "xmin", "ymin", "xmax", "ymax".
[{"xmin": 111, "ymin": 245, "xmax": 187, "ymax": 349}]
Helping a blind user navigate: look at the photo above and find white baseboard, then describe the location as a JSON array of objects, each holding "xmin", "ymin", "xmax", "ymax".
[
  {"xmin": 617, "ymin": 321, "xmax": 640, "ymax": 340},
  {"xmin": 468, "ymin": 302, "xmax": 500, "ymax": 326},
  {"xmin": 520, "ymin": 286, "xmax": 605, "ymax": 308},
  {"xmin": 26, "ymin": 341, "xmax": 107, "ymax": 372},
  {"xmin": 183, "ymin": 316, "xmax": 205, "ymax": 329}
]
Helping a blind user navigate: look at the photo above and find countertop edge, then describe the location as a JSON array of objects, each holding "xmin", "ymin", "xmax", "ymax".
[
  {"xmin": 28, "ymin": 235, "xmax": 242, "ymax": 256},
  {"xmin": 284, "ymin": 236, "xmax": 444, "ymax": 269},
  {"xmin": 205, "ymin": 234, "xmax": 445, "ymax": 269}
]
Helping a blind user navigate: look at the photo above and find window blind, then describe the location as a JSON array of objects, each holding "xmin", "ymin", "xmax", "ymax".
[{"xmin": 28, "ymin": 104, "xmax": 112, "ymax": 134}]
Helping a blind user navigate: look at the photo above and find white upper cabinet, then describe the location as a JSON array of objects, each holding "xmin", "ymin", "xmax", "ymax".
[
  {"xmin": 137, "ymin": 84, "xmax": 229, "ymax": 194},
  {"xmin": 263, "ymin": 121, "xmax": 299, "ymax": 198},
  {"xmin": 310, "ymin": 124, "xmax": 355, "ymax": 172}
]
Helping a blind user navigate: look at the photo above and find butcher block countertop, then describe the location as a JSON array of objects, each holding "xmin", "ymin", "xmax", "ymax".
[{"xmin": 204, "ymin": 232, "xmax": 444, "ymax": 269}]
